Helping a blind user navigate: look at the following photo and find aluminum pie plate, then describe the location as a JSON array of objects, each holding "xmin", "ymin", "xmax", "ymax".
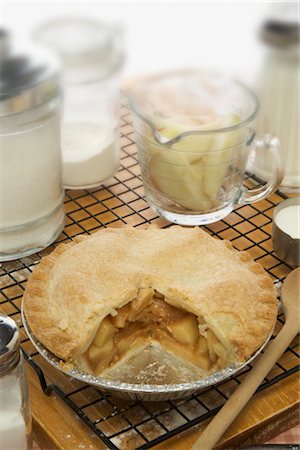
[{"xmin": 22, "ymin": 309, "xmax": 273, "ymax": 401}]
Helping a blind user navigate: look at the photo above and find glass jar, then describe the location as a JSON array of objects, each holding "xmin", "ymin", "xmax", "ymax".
[
  {"xmin": 34, "ymin": 18, "xmax": 125, "ymax": 189},
  {"xmin": 0, "ymin": 30, "xmax": 65, "ymax": 261},
  {"xmin": 254, "ymin": 5, "xmax": 299, "ymax": 192},
  {"xmin": 0, "ymin": 315, "xmax": 32, "ymax": 450}
]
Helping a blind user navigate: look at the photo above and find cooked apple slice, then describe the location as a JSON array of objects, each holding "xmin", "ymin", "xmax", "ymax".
[
  {"xmin": 88, "ymin": 344, "xmax": 104, "ymax": 363},
  {"xmin": 95, "ymin": 354, "xmax": 114, "ymax": 374},
  {"xmin": 194, "ymin": 335, "xmax": 211, "ymax": 370},
  {"xmin": 207, "ymin": 329, "xmax": 219, "ymax": 362},
  {"xmin": 93, "ymin": 318, "xmax": 115, "ymax": 347},
  {"xmin": 197, "ymin": 353, "xmax": 212, "ymax": 371},
  {"xmin": 116, "ymin": 333, "xmax": 142, "ymax": 355},
  {"xmin": 110, "ymin": 303, "xmax": 131, "ymax": 328},
  {"xmin": 88, "ymin": 339, "xmax": 114, "ymax": 362},
  {"xmin": 212, "ymin": 342, "xmax": 227, "ymax": 361},
  {"xmin": 131, "ymin": 288, "xmax": 154, "ymax": 312},
  {"xmin": 167, "ymin": 315, "xmax": 199, "ymax": 345},
  {"xmin": 117, "ymin": 337, "xmax": 133, "ymax": 355},
  {"xmin": 207, "ymin": 329, "xmax": 227, "ymax": 363},
  {"xmin": 195, "ymin": 335, "xmax": 209, "ymax": 354}
]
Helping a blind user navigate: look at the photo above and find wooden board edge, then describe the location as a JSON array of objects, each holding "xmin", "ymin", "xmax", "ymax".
[
  {"xmin": 154, "ymin": 372, "xmax": 299, "ymax": 450},
  {"xmin": 216, "ymin": 403, "xmax": 300, "ymax": 449}
]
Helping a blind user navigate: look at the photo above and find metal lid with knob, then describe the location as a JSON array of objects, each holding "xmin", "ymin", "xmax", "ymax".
[
  {"xmin": 0, "ymin": 28, "xmax": 61, "ymax": 116},
  {"xmin": 0, "ymin": 315, "xmax": 21, "ymax": 375},
  {"xmin": 260, "ymin": 3, "xmax": 299, "ymax": 47}
]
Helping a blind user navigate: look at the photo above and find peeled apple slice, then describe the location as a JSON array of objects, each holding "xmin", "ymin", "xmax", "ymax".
[
  {"xmin": 151, "ymin": 114, "xmax": 222, "ymax": 157},
  {"xmin": 147, "ymin": 113, "xmax": 241, "ymax": 210},
  {"xmin": 149, "ymin": 144, "xmax": 213, "ymax": 210},
  {"xmin": 203, "ymin": 114, "xmax": 241, "ymax": 201}
]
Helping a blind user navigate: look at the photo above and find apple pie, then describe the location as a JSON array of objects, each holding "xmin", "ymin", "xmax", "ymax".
[{"xmin": 23, "ymin": 226, "xmax": 277, "ymax": 378}]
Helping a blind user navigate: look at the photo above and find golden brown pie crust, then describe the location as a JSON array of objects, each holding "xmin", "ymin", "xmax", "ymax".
[{"xmin": 23, "ymin": 226, "xmax": 277, "ymax": 369}]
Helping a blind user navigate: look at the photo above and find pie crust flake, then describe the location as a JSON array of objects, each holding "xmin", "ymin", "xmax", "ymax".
[{"xmin": 23, "ymin": 226, "xmax": 277, "ymax": 378}]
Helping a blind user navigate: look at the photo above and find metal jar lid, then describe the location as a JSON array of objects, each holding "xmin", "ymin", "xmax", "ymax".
[
  {"xmin": 261, "ymin": 20, "xmax": 299, "ymax": 47},
  {"xmin": 0, "ymin": 28, "xmax": 61, "ymax": 116},
  {"xmin": 0, "ymin": 315, "xmax": 20, "ymax": 374},
  {"xmin": 260, "ymin": 3, "xmax": 299, "ymax": 47}
]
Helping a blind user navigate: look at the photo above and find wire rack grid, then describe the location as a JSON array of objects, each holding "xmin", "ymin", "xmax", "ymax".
[{"xmin": 0, "ymin": 103, "xmax": 299, "ymax": 450}]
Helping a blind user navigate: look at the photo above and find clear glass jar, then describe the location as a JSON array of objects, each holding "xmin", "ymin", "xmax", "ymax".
[
  {"xmin": 0, "ymin": 315, "xmax": 32, "ymax": 450},
  {"xmin": 0, "ymin": 31, "xmax": 65, "ymax": 261},
  {"xmin": 34, "ymin": 18, "xmax": 125, "ymax": 189}
]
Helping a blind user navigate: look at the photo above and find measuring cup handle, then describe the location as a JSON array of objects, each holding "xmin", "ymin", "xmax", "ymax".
[{"xmin": 240, "ymin": 134, "xmax": 284, "ymax": 205}]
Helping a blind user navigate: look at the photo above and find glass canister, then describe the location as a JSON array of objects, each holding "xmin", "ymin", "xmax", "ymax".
[
  {"xmin": 254, "ymin": 5, "xmax": 299, "ymax": 192},
  {"xmin": 0, "ymin": 30, "xmax": 65, "ymax": 261},
  {"xmin": 0, "ymin": 315, "xmax": 32, "ymax": 450},
  {"xmin": 34, "ymin": 18, "xmax": 125, "ymax": 189}
]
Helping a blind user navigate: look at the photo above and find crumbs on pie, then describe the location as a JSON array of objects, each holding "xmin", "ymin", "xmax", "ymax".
[{"xmin": 23, "ymin": 226, "xmax": 277, "ymax": 377}]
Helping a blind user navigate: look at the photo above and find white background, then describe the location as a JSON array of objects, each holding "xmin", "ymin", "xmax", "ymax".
[
  {"xmin": 1, "ymin": 2, "xmax": 298, "ymax": 193},
  {"xmin": 0, "ymin": 1, "xmax": 279, "ymax": 87}
]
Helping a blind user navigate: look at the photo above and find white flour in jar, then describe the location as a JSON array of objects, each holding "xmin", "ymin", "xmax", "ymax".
[
  {"xmin": 0, "ymin": 374, "xmax": 28, "ymax": 450},
  {"xmin": 62, "ymin": 122, "xmax": 119, "ymax": 189}
]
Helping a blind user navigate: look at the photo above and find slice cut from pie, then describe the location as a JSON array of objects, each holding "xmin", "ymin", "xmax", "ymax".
[{"xmin": 23, "ymin": 226, "xmax": 277, "ymax": 380}]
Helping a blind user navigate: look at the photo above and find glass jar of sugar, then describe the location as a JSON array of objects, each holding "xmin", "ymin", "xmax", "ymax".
[
  {"xmin": 0, "ymin": 315, "xmax": 32, "ymax": 450},
  {"xmin": 0, "ymin": 30, "xmax": 65, "ymax": 262},
  {"xmin": 34, "ymin": 18, "xmax": 125, "ymax": 189}
]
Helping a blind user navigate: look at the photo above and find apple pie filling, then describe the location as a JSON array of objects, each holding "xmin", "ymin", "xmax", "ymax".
[{"xmin": 82, "ymin": 288, "xmax": 231, "ymax": 376}]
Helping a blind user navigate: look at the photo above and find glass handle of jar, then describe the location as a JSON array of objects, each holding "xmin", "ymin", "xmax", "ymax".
[{"xmin": 240, "ymin": 134, "xmax": 284, "ymax": 205}]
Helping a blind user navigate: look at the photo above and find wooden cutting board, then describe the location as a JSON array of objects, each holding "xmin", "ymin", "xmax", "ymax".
[{"xmin": 25, "ymin": 365, "xmax": 299, "ymax": 450}]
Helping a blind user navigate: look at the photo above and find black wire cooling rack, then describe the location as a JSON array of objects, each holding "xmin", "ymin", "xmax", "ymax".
[{"xmin": 0, "ymin": 103, "xmax": 299, "ymax": 450}]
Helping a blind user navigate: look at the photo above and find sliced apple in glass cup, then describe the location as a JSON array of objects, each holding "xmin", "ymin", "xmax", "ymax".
[{"xmin": 147, "ymin": 113, "xmax": 243, "ymax": 211}]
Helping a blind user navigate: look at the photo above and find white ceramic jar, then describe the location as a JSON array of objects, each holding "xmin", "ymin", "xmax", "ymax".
[{"xmin": 0, "ymin": 31, "xmax": 65, "ymax": 261}]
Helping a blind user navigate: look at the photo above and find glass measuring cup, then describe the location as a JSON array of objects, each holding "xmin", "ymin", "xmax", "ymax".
[{"xmin": 129, "ymin": 71, "xmax": 283, "ymax": 225}]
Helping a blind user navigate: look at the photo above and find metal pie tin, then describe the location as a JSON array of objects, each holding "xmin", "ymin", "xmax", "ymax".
[{"xmin": 22, "ymin": 309, "xmax": 273, "ymax": 401}]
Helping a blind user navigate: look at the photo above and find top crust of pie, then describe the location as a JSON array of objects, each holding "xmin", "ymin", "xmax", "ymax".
[{"xmin": 23, "ymin": 226, "xmax": 277, "ymax": 363}]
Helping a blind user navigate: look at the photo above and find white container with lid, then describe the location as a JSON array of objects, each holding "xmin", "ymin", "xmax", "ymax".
[
  {"xmin": 0, "ymin": 315, "xmax": 32, "ymax": 450},
  {"xmin": 0, "ymin": 30, "xmax": 65, "ymax": 261},
  {"xmin": 253, "ymin": 4, "xmax": 299, "ymax": 192},
  {"xmin": 272, "ymin": 197, "xmax": 300, "ymax": 267},
  {"xmin": 34, "ymin": 18, "xmax": 125, "ymax": 189}
]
